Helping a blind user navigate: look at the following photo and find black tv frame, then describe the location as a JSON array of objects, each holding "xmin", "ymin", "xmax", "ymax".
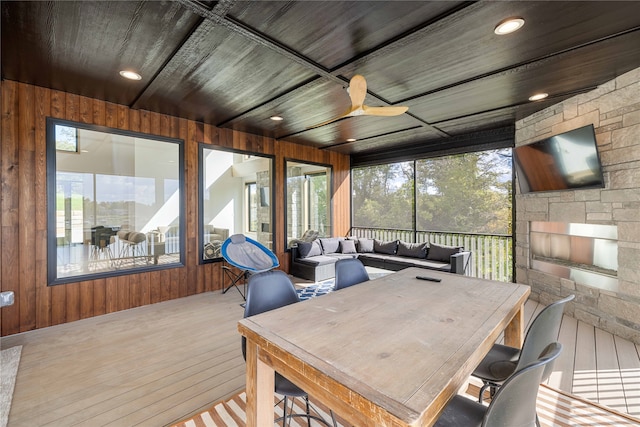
[{"xmin": 514, "ymin": 124, "xmax": 604, "ymax": 194}]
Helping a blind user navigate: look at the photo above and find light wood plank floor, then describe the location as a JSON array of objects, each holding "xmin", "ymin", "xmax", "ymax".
[
  {"xmin": 2, "ymin": 283, "xmax": 640, "ymax": 426},
  {"xmin": 1, "ymin": 290, "xmax": 247, "ymax": 427},
  {"xmin": 524, "ymin": 299, "xmax": 640, "ymax": 418}
]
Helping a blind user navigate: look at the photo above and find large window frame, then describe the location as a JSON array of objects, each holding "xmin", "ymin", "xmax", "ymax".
[
  {"xmin": 199, "ymin": 145, "xmax": 275, "ymax": 263},
  {"xmin": 285, "ymin": 159, "xmax": 333, "ymax": 250},
  {"xmin": 351, "ymin": 147, "xmax": 513, "ymax": 238},
  {"xmin": 46, "ymin": 118, "xmax": 185, "ymax": 285}
]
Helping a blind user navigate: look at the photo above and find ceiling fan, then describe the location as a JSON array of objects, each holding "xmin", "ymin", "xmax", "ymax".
[{"xmin": 308, "ymin": 74, "xmax": 408, "ymax": 129}]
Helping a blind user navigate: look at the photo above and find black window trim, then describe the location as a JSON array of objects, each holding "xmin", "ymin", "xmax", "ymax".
[{"xmin": 46, "ymin": 117, "xmax": 186, "ymax": 285}]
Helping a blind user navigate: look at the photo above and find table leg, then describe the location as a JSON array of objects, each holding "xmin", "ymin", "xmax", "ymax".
[
  {"xmin": 245, "ymin": 339, "xmax": 275, "ymax": 427},
  {"xmin": 504, "ymin": 301, "xmax": 525, "ymax": 348}
]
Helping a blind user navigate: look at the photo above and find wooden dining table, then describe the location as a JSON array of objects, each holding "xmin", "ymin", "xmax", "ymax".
[{"xmin": 237, "ymin": 267, "xmax": 531, "ymax": 427}]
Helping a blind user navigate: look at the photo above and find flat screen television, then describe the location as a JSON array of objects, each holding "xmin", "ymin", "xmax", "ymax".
[{"xmin": 513, "ymin": 124, "xmax": 604, "ymax": 194}]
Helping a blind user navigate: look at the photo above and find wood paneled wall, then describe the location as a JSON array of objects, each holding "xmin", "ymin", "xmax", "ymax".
[{"xmin": 0, "ymin": 80, "xmax": 351, "ymax": 337}]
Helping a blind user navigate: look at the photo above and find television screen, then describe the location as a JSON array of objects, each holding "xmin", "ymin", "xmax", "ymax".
[
  {"xmin": 260, "ymin": 187, "xmax": 269, "ymax": 206},
  {"xmin": 513, "ymin": 124, "xmax": 604, "ymax": 194}
]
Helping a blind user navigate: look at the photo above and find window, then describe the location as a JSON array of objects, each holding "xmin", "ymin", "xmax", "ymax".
[
  {"xmin": 285, "ymin": 160, "xmax": 332, "ymax": 249},
  {"xmin": 246, "ymin": 183, "xmax": 257, "ymax": 232},
  {"xmin": 415, "ymin": 149, "xmax": 512, "ymax": 234},
  {"xmin": 352, "ymin": 149, "xmax": 512, "ymax": 235},
  {"xmin": 352, "ymin": 161, "xmax": 414, "ymax": 231},
  {"xmin": 200, "ymin": 147, "xmax": 274, "ymax": 261},
  {"xmin": 47, "ymin": 119, "xmax": 184, "ymax": 285}
]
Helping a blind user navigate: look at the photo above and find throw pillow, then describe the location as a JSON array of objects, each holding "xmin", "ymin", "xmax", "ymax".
[
  {"xmin": 426, "ymin": 243, "xmax": 462, "ymax": 262},
  {"xmin": 319, "ymin": 237, "xmax": 341, "ymax": 254},
  {"xmin": 374, "ymin": 239, "xmax": 398, "ymax": 255},
  {"xmin": 203, "ymin": 242, "xmax": 217, "ymax": 259},
  {"xmin": 339, "ymin": 239, "xmax": 357, "ymax": 254},
  {"xmin": 396, "ymin": 241, "xmax": 428, "ymax": 258},
  {"xmin": 300, "ymin": 229, "xmax": 319, "ymax": 242},
  {"xmin": 297, "ymin": 240, "xmax": 322, "ymax": 258},
  {"xmin": 357, "ymin": 238, "xmax": 374, "ymax": 253}
]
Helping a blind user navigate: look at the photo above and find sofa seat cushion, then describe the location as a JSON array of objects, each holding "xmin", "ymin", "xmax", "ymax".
[
  {"xmin": 327, "ymin": 253, "xmax": 358, "ymax": 260},
  {"xmin": 389, "ymin": 256, "xmax": 451, "ymax": 271},
  {"xmin": 357, "ymin": 252, "xmax": 451, "ymax": 272},
  {"xmin": 294, "ymin": 255, "xmax": 339, "ymax": 267},
  {"xmin": 357, "ymin": 253, "xmax": 390, "ymax": 262}
]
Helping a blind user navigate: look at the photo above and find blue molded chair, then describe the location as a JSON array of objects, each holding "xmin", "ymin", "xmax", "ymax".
[
  {"xmin": 434, "ymin": 342, "xmax": 563, "ymax": 427},
  {"xmin": 221, "ymin": 234, "xmax": 279, "ymax": 299},
  {"xmin": 242, "ymin": 270, "xmax": 336, "ymax": 427},
  {"xmin": 334, "ymin": 258, "xmax": 369, "ymax": 290}
]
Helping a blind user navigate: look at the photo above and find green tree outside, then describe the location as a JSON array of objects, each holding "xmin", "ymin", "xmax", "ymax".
[{"xmin": 352, "ymin": 149, "xmax": 511, "ymax": 235}]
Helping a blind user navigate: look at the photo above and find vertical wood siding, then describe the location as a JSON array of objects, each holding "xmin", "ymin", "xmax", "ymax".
[{"xmin": 0, "ymin": 80, "xmax": 350, "ymax": 336}]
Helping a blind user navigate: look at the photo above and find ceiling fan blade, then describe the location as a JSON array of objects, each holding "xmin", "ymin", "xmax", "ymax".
[
  {"xmin": 306, "ymin": 75, "xmax": 405, "ymax": 129},
  {"xmin": 362, "ymin": 105, "xmax": 408, "ymax": 116},
  {"xmin": 306, "ymin": 109, "xmax": 354, "ymax": 129},
  {"xmin": 348, "ymin": 74, "xmax": 367, "ymax": 108}
]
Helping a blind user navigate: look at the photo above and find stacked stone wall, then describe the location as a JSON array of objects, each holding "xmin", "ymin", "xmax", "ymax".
[{"xmin": 515, "ymin": 67, "xmax": 640, "ymax": 343}]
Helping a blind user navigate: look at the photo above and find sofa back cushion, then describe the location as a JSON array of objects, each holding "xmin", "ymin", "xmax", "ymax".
[
  {"xmin": 374, "ymin": 239, "xmax": 398, "ymax": 255},
  {"xmin": 426, "ymin": 242, "xmax": 462, "ymax": 262},
  {"xmin": 319, "ymin": 237, "xmax": 341, "ymax": 254},
  {"xmin": 339, "ymin": 239, "xmax": 357, "ymax": 254},
  {"xmin": 397, "ymin": 241, "xmax": 428, "ymax": 259},
  {"xmin": 356, "ymin": 238, "xmax": 374, "ymax": 253},
  {"xmin": 297, "ymin": 240, "xmax": 322, "ymax": 258}
]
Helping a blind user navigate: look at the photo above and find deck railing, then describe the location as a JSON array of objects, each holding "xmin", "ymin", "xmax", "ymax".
[{"xmin": 350, "ymin": 227, "xmax": 513, "ymax": 282}]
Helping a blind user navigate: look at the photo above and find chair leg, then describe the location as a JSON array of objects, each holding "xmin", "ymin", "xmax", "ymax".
[
  {"xmin": 275, "ymin": 395, "xmax": 337, "ymax": 427},
  {"xmin": 490, "ymin": 384, "xmax": 498, "ymax": 399},
  {"xmin": 479, "ymin": 382, "xmax": 490, "ymax": 403},
  {"xmin": 222, "ymin": 266, "xmax": 247, "ymax": 300},
  {"xmin": 305, "ymin": 396, "xmax": 312, "ymax": 427},
  {"xmin": 330, "ymin": 409, "xmax": 338, "ymax": 427},
  {"xmin": 282, "ymin": 396, "xmax": 288, "ymax": 427},
  {"xmin": 478, "ymin": 381, "xmax": 500, "ymax": 403}
]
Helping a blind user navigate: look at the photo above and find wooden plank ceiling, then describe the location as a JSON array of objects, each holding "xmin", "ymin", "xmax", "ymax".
[{"xmin": 2, "ymin": 0, "xmax": 640, "ymax": 157}]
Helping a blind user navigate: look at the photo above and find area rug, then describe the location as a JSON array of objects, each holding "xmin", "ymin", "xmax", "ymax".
[
  {"xmin": 1, "ymin": 345, "xmax": 22, "ymax": 427},
  {"xmin": 171, "ymin": 391, "xmax": 344, "ymax": 427},
  {"xmin": 171, "ymin": 384, "xmax": 640, "ymax": 427},
  {"xmin": 295, "ymin": 269, "xmax": 392, "ymax": 301},
  {"xmin": 296, "ymin": 280, "xmax": 335, "ymax": 301}
]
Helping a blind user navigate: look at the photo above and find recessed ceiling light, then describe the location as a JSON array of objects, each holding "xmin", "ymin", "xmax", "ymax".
[
  {"xmin": 119, "ymin": 70, "xmax": 142, "ymax": 80},
  {"xmin": 494, "ymin": 17, "xmax": 525, "ymax": 35},
  {"xmin": 270, "ymin": 116, "xmax": 284, "ymax": 121},
  {"xmin": 346, "ymin": 138, "xmax": 357, "ymax": 142},
  {"xmin": 528, "ymin": 93, "xmax": 549, "ymax": 101}
]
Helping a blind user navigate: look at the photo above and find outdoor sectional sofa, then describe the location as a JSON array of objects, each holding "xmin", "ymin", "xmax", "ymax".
[{"xmin": 290, "ymin": 237, "xmax": 472, "ymax": 282}]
